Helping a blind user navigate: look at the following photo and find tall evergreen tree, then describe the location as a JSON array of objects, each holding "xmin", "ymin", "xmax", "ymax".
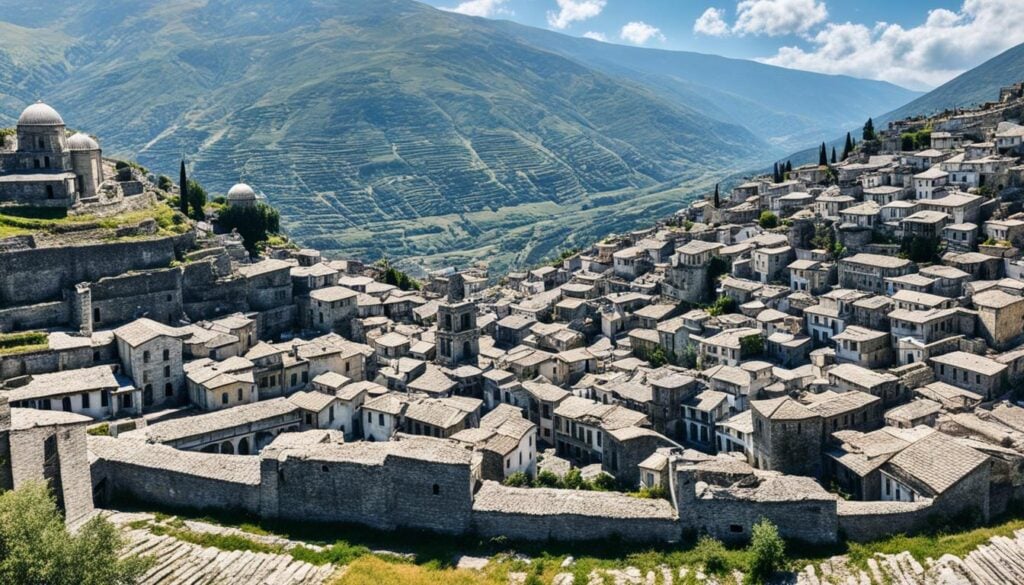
[
  {"xmin": 178, "ymin": 160, "xmax": 189, "ymax": 216},
  {"xmin": 863, "ymin": 118, "xmax": 875, "ymax": 141},
  {"xmin": 785, "ymin": 160, "xmax": 792, "ymax": 174},
  {"xmin": 842, "ymin": 132, "xmax": 853, "ymax": 159},
  {"xmin": 772, "ymin": 162, "xmax": 779, "ymax": 183},
  {"xmin": 818, "ymin": 142, "xmax": 828, "ymax": 166},
  {"xmin": 831, "ymin": 146, "xmax": 837, "ymax": 164},
  {"xmin": 713, "ymin": 183, "xmax": 720, "ymax": 208}
]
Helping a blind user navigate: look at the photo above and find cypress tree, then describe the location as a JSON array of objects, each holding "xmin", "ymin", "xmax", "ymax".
[
  {"xmin": 818, "ymin": 143, "xmax": 828, "ymax": 166},
  {"xmin": 831, "ymin": 146, "xmax": 837, "ymax": 164},
  {"xmin": 863, "ymin": 118, "xmax": 875, "ymax": 141},
  {"xmin": 713, "ymin": 183, "xmax": 720, "ymax": 208},
  {"xmin": 842, "ymin": 132, "xmax": 853, "ymax": 159},
  {"xmin": 772, "ymin": 162, "xmax": 779, "ymax": 183},
  {"xmin": 179, "ymin": 160, "xmax": 189, "ymax": 216},
  {"xmin": 785, "ymin": 160, "xmax": 792, "ymax": 174}
]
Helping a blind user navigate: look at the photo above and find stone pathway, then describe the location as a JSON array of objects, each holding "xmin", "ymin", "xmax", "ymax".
[{"xmin": 106, "ymin": 512, "xmax": 337, "ymax": 585}]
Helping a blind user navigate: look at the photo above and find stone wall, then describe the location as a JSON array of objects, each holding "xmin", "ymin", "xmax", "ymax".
[
  {"xmin": 472, "ymin": 482, "xmax": 680, "ymax": 542},
  {"xmin": 10, "ymin": 416, "xmax": 94, "ymax": 527},
  {"xmin": 89, "ymin": 436, "xmax": 261, "ymax": 514},
  {"xmin": 837, "ymin": 500, "xmax": 936, "ymax": 542},
  {"xmin": 0, "ymin": 233, "xmax": 193, "ymax": 307},
  {"xmin": 90, "ymin": 268, "xmax": 183, "ymax": 327},
  {"xmin": 684, "ymin": 494, "xmax": 839, "ymax": 545},
  {"xmin": 0, "ymin": 301, "xmax": 69, "ymax": 333}
]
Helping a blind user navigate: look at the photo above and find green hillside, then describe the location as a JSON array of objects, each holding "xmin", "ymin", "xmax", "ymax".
[{"xmin": 0, "ymin": 0, "xmax": 919, "ymax": 273}]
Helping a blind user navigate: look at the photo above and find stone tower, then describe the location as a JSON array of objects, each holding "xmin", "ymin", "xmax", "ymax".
[
  {"xmin": 68, "ymin": 132, "xmax": 103, "ymax": 200},
  {"xmin": 435, "ymin": 273, "xmax": 479, "ymax": 367}
]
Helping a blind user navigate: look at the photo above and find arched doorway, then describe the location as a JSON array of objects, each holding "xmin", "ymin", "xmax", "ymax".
[
  {"xmin": 237, "ymin": 437, "xmax": 250, "ymax": 455},
  {"xmin": 219, "ymin": 441, "xmax": 234, "ymax": 455}
]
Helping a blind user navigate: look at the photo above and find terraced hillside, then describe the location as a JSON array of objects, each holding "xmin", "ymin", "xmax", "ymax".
[{"xmin": 0, "ymin": 0, "xmax": 917, "ymax": 272}]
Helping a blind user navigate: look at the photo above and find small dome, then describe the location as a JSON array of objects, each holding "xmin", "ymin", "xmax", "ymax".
[
  {"xmin": 227, "ymin": 183, "xmax": 257, "ymax": 201},
  {"xmin": 67, "ymin": 132, "xmax": 99, "ymax": 151},
  {"xmin": 17, "ymin": 101, "xmax": 65, "ymax": 126}
]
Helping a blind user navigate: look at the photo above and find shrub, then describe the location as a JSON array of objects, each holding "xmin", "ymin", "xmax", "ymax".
[
  {"xmin": 217, "ymin": 202, "xmax": 281, "ymax": 254},
  {"xmin": 0, "ymin": 482, "xmax": 153, "ymax": 584},
  {"xmin": 562, "ymin": 468, "xmax": 585, "ymax": 490},
  {"xmin": 695, "ymin": 535, "xmax": 728, "ymax": 575},
  {"xmin": 590, "ymin": 473, "xmax": 617, "ymax": 492},
  {"xmin": 746, "ymin": 519, "xmax": 786, "ymax": 584},
  {"xmin": 758, "ymin": 211, "xmax": 778, "ymax": 229},
  {"xmin": 503, "ymin": 472, "xmax": 530, "ymax": 487},
  {"xmin": 533, "ymin": 470, "xmax": 560, "ymax": 488}
]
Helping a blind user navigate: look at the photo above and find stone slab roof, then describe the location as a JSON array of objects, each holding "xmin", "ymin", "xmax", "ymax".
[
  {"xmin": 88, "ymin": 436, "xmax": 260, "ymax": 484},
  {"xmin": 121, "ymin": 398, "xmax": 300, "ymax": 443},
  {"xmin": 473, "ymin": 481, "xmax": 676, "ymax": 519},
  {"xmin": 11, "ymin": 365, "xmax": 118, "ymax": 401},
  {"xmin": 886, "ymin": 431, "xmax": 988, "ymax": 495}
]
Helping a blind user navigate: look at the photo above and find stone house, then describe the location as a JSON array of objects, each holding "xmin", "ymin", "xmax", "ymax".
[
  {"xmin": 239, "ymin": 259, "xmax": 295, "ymax": 338},
  {"xmin": 312, "ymin": 372, "xmax": 365, "ymax": 439},
  {"xmin": 838, "ymin": 254, "xmax": 914, "ymax": 295},
  {"xmin": 984, "ymin": 219, "xmax": 1024, "ymax": 247},
  {"xmin": 403, "ymin": 396, "xmax": 481, "ymax": 439},
  {"xmin": 304, "ymin": 286, "xmax": 357, "ymax": 334},
  {"xmin": 752, "ymin": 246, "xmax": 794, "ymax": 284},
  {"xmin": 806, "ymin": 391, "xmax": 883, "ymax": 436},
  {"xmin": 884, "ymin": 399, "xmax": 942, "ymax": 428},
  {"xmin": 827, "ymin": 363, "xmax": 903, "ymax": 406},
  {"xmin": 682, "ymin": 390, "xmax": 730, "ymax": 452},
  {"xmin": 288, "ymin": 390, "xmax": 344, "ymax": 431},
  {"xmin": 602, "ymin": 426, "xmax": 677, "ymax": 487},
  {"xmin": 788, "ymin": 259, "xmax": 833, "ymax": 294},
  {"xmin": 750, "ymin": 397, "xmax": 822, "ymax": 476},
  {"xmin": 362, "ymin": 393, "xmax": 407, "ymax": 442},
  {"xmin": 494, "ymin": 314, "xmax": 536, "ymax": 349},
  {"xmin": 834, "ymin": 326, "xmax": 891, "ymax": 369},
  {"xmin": 663, "ymin": 240, "xmax": 723, "ymax": 303},
  {"xmin": 696, "ymin": 327, "xmax": 763, "ymax": 367},
  {"xmin": 913, "ymin": 167, "xmax": 949, "ymax": 199},
  {"xmin": 6, "ymin": 364, "xmax": 134, "ymax": 419},
  {"xmin": 113, "ymin": 318, "xmax": 188, "ymax": 411},
  {"xmin": 512, "ymin": 381, "xmax": 565, "ymax": 448},
  {"xmin": 184, "ymin": 356, "xmax": 257, "ymax": 411},
  {"xmin": 973, "ymin": 289, "xmax": 1024, "ymax": 351},
  {"xmin": 716, "ymin": 410, "xmax": 753, "ymax": 462},
  {"xmin": 944, "ymin": 252, "xmax": 1003, "ymax": 281},
  {"xmin": 553, "ymin": 396, "xmax": 648, "ymax": 466},
  {"xmin": 931, "ymin": 351, "xmax": 1008, "ymax": 399}
]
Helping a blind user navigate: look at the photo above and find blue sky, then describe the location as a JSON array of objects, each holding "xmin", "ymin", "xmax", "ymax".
[{"xmin": 421, "ymin": 0, "xmax": 1024, "ymax": 91}]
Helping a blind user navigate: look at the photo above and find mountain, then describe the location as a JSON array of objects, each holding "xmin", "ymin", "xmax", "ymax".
[
  {"xmin": 782, "ymin": 41, "xmax": 1024, "ymax": 168},
  {"xmin": 0, "ymin": 0, "xmax": 917, "ymax": 273},
  {"xmin": 495, "ymin": 23, "xmax": 920, "ymax": 152},
  {"xmin": 877, "ymin": 42, "xmax": 1024, "ymax": 125}
]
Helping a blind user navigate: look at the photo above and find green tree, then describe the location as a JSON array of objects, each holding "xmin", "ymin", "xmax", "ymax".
[
  {"xmin": 695, "ymin": 535, "xmax": 729, "ymax": 575},
  {"xmin": 533, "ymin": 470, "xmax": 560, "ymax": 488},
  {"xmin": 178, "ymin": 160, "xmax": 189, "ymax": 216},
  {"xmin": 784, "ymin": 160, "xmax": 792, "ymax": 174},
  {"xmin": 758, "ymin": 211, "xmax": 779, "ymax": 229},
  {"xmin": 562, "ymin": 468, "xmax": 585, "ymax": 490},
  {"xmin": 818, "ymin": 142, "xmax": 828, "ymax": 166},
  {"xmin": 157, "ymin": 175, "xmax": 173, "ymax": 191},
  {"xmin": 842, "ymin": 132, "xmax": 854, "ymax": 160},
  {"xmin": 740, "ymin": 334, "xmax": 765, "ymax": 358},
  {"xmin": 679, "ymin": 343, "xmax": 698, "ymax": 369},
  {"xmin": 590, "ymin": 473, "xmax": 617, "ymax": 491},
  {"xmin": 503, "ymin": 472, "xmax": 530, "ymax": 487},
  {"xmin": 713, "ymin": 183, "xmax": 720, "ymax": 208},
  {"xmin": 863, "ymin": 117, "xmax": 875, "ymax": 141},
  {"xmin": 746, "ymin": 519, "xmax": 786, "ymax": 584},
  {"xmin": 645, "ymin": 345, "xmax": 668, "ymax": 368},
  {"xmin": 186, "ymin": 179, "xmax": 207, "ymax": 220},
  {"xmin": 901, "ymin": 235, "xmax": 941, "ymax": 263},
  {"xmin": 217, "ymin": 202, "xmax": 281, "ymax": 254},
  {"xmin": 0, "ymin": 482, "xmax": 153, "ymax": 585}
]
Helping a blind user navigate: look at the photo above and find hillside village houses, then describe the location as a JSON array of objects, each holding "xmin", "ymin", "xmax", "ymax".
[{"xmin": 6, "ymin": 85, "xmax": 1024, "ymax": 547}]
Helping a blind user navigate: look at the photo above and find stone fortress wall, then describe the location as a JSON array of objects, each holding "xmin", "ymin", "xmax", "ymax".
[{"xmin": 89, "ymin": 432, "xmax": 860, "ymax": 544}]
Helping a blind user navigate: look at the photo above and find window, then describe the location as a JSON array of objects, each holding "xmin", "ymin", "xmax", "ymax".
[
  {"xmin": 221, "ymin": 393, "xmax": 228, "ymax": 404},
  {"xmin": 165, "ymin": 383, "xmax": 173, "ymax": 397},
  {"xmin": 164, "ymin": 365, "xmax": 170, "ymax": 378},
  {"xmin": 291, "ymin": 373, "xmax": 297, "ymax": 387},
  {"xmin": 237, "ymin": 388, "xmax": 243, "ymax": 401},
  {"xmin": 302, "ymin": 371, "xmax": 309, "ymax": 383},
  {"xmin": 432, "ymin": 484, "xmax": 440, "ymax": 495},
  {"xmin": 93, "ymin": 351, "xmax": 101, "ymax": 363},
  {"xmin": 81, "ymin": 393, "xmax": 90, "ymax": 409},
  {"xmin": 163, "ymin": 349, "xmax": 170, "ymax": 361},
  {"xmin": 101, "ymin": 390, "xmax": 109, "ymax": 407},
  {"xmin": 368, "ymin": 412, "xmax": 372, "ymax": 423},
  {"xmin": 62, "ymin": 396, "xmax": 72, "ymax": 412},
  {"xmin": 143, "ymin": 350, "xmax": 151, "ymax": 363},
  {"xmin": 378, "ymin": 413, "xmax": 384, "ymax": 425}
]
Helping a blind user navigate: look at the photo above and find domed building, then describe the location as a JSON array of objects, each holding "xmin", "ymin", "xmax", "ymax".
[
  {"xmin": 0, "ymin": 101, "xmax": 105, "ymax": 207},
  {"xmin": 226, "ymin": 182, "xmax": 257, "ymax": 208}
]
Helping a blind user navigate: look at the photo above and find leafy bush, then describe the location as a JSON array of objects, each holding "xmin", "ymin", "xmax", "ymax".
[
  {"xmin": 758, "ymin": 211, "xmax": 778, "ymax": 229},
  {"xmin": 217, "ymin": 202, "xmax": 281, "ymax": 254},
  {"xmin": 746, "ymin": 519, "xmax": 786, "ymax": 584},
  {"xmin": 590, "ymin": 473, "xmax": 617, "ymax": 492},
  {"xmin": 695, "ymin": 535, "xmax": 729, "ymax": 575},
  {"xmin": 503, "ymin": 472, "xmax": 531, "ymax": 487},
  {"xmin": 705, "ymin": 295, "xmax": 736, "ymax": 317},
  {"xmin": 561, "ymin": 468, "xmax": 585, "ymax": 490},
  {"xmin": 0, "ymin": 482, "xmax": 153, "ymax": 584},
  {"xmin": 533, "ymin": 470, "xmax": 560, "ymax": 488}
]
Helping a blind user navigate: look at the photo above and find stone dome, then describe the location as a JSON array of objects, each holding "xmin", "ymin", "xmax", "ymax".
[
  {"xmin": 17, "ymin": 101, "xmax": 65, "ymax": 126},
  {"xmin": 227, "ymin": 183, "xmax": 257, "ymax": 201},
  {"xmin": 67, "ymin": 132, "xmax": 99, "ymax": 151}
]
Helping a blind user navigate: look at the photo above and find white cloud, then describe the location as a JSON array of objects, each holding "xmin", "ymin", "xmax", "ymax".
[
  {"xmin": 444, "ymin": 0, "xmax": 511, "ymax": 18},
  {"xmin": 733, "ymin": 0, "xmax": 828, "ymax": 36},
  {"xmin": 620, "ymin": 21, "xmax": 665, "ymax": 45},
  {"xmin": 694, "ymin": 7, "xmax": 729, "ymax": 37},
  {"xmin": 760, "ymin": 0, "xmax": 1024, "ymax": 89},
  {"xmin": 582, "ymin": 31, "xmax": 608, "ymax": 42},
  {"xmin": 547, "ymin": 0, "xmax": 606, "ymax": 30}
]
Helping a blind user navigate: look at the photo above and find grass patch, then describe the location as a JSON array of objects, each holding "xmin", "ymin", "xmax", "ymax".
[
  {"xmin": 844, "ymin": 516, "xmax": 1024, "ymax": 568},
  {"xmin": 0, "ymin": 330, "xmax": 49, "ymax": 355},
  {"xmin": 87, "ymin": 422, "xmax": 110, "ymax": 436},
  {"xmin": 0, "ymin": 201, "xmax": 189, "ymax": 239}
]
